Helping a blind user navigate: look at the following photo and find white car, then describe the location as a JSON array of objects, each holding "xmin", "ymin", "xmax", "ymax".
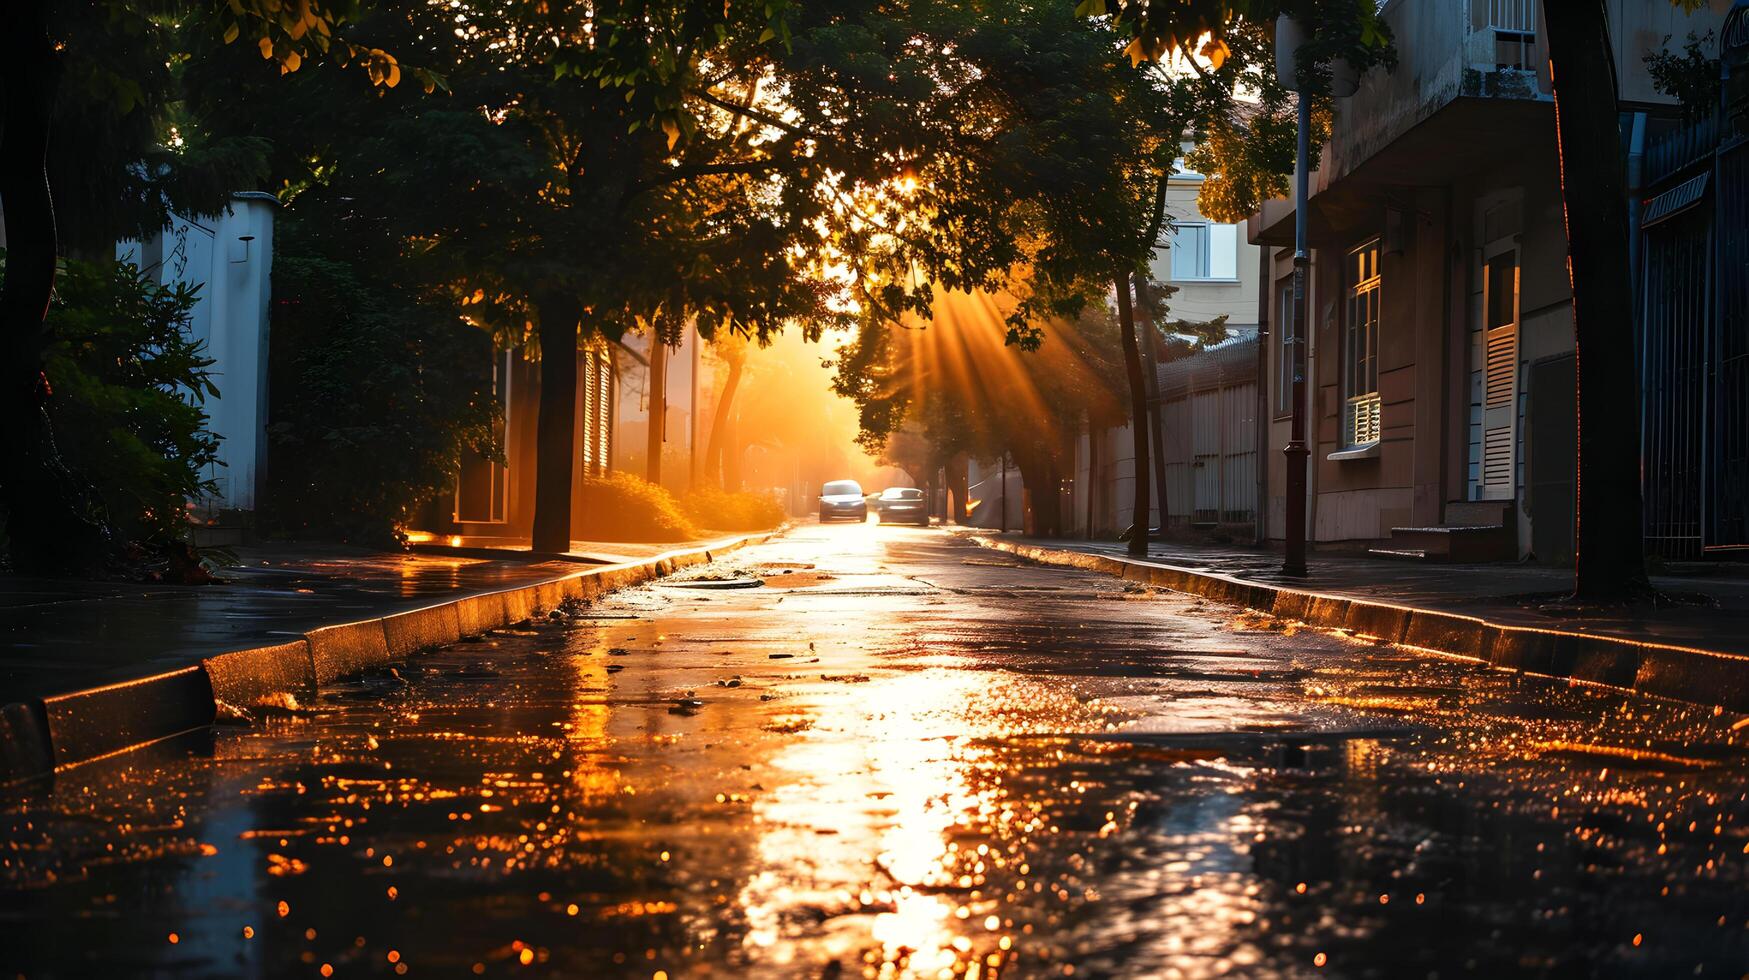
[
  {"xmin": 875, "ymin": 487, "xmax": 929, "ymax": 526},
  {"xmin": 818, "ymin": 480, "xmax": 868, "ymax": 522}
]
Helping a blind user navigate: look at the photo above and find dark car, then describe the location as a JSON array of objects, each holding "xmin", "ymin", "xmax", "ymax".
[
  {"xmin": 818, "ymin": 480, "xmax": 868, "ymax": 523},
  {"xmin": 874, "ymin": 487, "xmax": 929, "ymax": 526}
]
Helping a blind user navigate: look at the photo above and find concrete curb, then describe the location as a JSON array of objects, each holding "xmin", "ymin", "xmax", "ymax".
[
  {"xmin": 973, "ymin": 536, "xmax": 1749, "ymax": 713},
  {"xmin": 0, "ymin": 531, "xmax": 777, "ymax": 784}
]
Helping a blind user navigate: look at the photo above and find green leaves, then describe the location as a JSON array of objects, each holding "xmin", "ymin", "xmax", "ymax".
[{"xmin": 3, "ymin": 251, "xmax": 222, "ymax": 547}]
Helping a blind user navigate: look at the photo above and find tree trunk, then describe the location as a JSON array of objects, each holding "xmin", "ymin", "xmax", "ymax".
[
  {"xmin": 703, "ymin": 352, "xmax": 744, "ymax": 488},
  {"xmin": 1544, "ymin": 1, "xmax": 1651, "ymax": 600},
  {"xmin": 723, "ymin": 411, "xmax": 742, "ymax": 491},
  {"xmin": 947, "ymin": 453, "xmax": 969, "ymax": 524},
  {"xmin": 1116, "ymin": 272, "xmax": 1151, "ymax": 556},
  {"xmin": 1015, "ymin": 456, "xmax": 1049, "ymax": 537},
  {"xmin": 1085, "ymin": 423, "xmax": 1100, "ymax": 539},
  {"xmin": 1000, "ymin": 453, "xmax": 1009, "ymax": 532},
  {"xmin": 646, "ymin": 336, "xmax": 667, "ymax": 486},
  {"xmin": 0, "ymin": 4, "xmax": 111, "ymax": 573},
  {"xmin": 1014, "ymin": 455, "xmax": 1039, "ymax": 535},
  {"xmin": 1041, "ymin": 472, "xmax": 1058, "ymax": 536},
  {"xmin": 530, "ymin": 294, "xmax": 580, "ymax": 554},
  {"xmin": 1137, "ymin": 280, "xmax": 1171, "ymax": 540}
]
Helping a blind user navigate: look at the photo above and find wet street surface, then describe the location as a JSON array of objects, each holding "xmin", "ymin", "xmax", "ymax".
[{"xmin": 5, "ymin": 524, "xmax": 1749, "ymax": 978}]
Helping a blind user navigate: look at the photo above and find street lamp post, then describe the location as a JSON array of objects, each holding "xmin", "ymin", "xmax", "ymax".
[
  {"xmin": 1283, "ymin": 86, "xmax": 1311, "ymax": 577},
  {"xmin": 1275, "ymin": 17, "xmax": 1356, "ymax": 578}
]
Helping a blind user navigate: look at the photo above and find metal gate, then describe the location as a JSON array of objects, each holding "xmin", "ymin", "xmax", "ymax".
[
  {"xmin": 1162, "ymin": 394, "xmax": 1193, "ymax": 523},
  {"xmin": 1638, "ymin": 101, "xmax": 1749, "ymax": 557},
  {"xmin": 1157, "ymin": 336, "xmax": 1258, "ymax": 529},
  {"xmin": 1640, "ymin": 199, "xmax": 1710, "ymax": 558},
  {"xmin": 1712, "ymin": 134, "xmax": 1749, "ymax": 552}
]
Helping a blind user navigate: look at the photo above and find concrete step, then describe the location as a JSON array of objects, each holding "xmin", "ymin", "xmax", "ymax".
[
  {"xmin": 1367, "ymin": 547, "xmax": 1431, "ymax": 561},
  {"xmin": 191, "ymin": 525, "xmax": 247, "ymax": 548},
  {"xmin": 1385, "ymin": 524, "xmax": 1516, "ymax": 563},
  {"xmin": 1444, "ymin": 499, "xmax": 1514, "ymax": 527}
]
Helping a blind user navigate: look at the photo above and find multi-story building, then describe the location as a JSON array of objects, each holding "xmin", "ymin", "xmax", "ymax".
[
  {"xmin": 1248, "ymin": 0, "xmax": 1731, "ymax": 562},
  {"xmin": 427, "ymin": 341, "xmax": 620, "ymax": 543},
  {"xmin": 962, "ymin": 158, "xmax": 1261, "ymax": 535},
  {"xmin": 1047, "ymin": 162, "xmax": 1263, "ymax": 537}
]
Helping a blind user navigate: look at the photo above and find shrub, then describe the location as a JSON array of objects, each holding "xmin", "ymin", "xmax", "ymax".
[
  {"xmin": 574, "ymin": 472, "xmax": 698, "ymax": 542},
  {"xmin": 14, "ymin": 252, "xmax": 221, "ymax": 548},
  {"xmin": 681, "ymin": 486, "xmax": 787, "ymax": 532}
]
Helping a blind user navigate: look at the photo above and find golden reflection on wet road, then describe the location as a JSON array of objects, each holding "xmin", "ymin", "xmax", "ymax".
[{"xmin": 5, "ymin": 522, "xmax": 1749, "ymax": 978}]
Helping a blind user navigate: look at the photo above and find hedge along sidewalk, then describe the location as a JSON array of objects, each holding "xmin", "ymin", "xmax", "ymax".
[
  {"xmin": 0, "ymin": 531, "xmax": 777, "ymax": 784},
  {"xmin": 972, "ymin": 535, "xmax": 1749, "ymax": 714}
]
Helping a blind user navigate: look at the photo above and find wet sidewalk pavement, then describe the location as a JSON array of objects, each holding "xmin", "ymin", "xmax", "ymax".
[
  {"xmin": 983, "ymin": 533, "xmax": 1749, "ymax": 656},
  {"xmin": 3, "ymin": 523, "xmax": 1746, "ymax": 977},
  {"xmin": 0, "ymin": 537, "xmax": 750, "ymax": 703}
]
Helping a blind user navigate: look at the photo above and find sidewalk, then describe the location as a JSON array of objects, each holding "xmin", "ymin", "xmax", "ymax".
[
  {"xmin": 1007, "ymin": 535, "xmax": 1749, "ymax": 656},
  {"xmin": 970, "ymin": 532, "xmax": 1749, "ymax": 709},
  {"xmin": 0, "ymin": 536, "xmax": 751, "ymax": 703}
]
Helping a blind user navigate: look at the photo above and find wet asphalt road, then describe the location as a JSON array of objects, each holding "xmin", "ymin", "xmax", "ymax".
[{"xmin": 5, "ymin": 523, "xmax": 1749, "ymax": 979}]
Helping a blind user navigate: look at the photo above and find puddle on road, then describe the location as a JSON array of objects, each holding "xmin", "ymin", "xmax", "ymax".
[{"xmin": 5, "ymin": 529, "xmax": 1749, "ymax": 978}]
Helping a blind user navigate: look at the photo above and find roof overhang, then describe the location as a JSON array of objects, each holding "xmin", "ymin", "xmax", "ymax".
[{"xmin": 1248, "ymin": 96, "xmax": 1554, "ymax": 249}]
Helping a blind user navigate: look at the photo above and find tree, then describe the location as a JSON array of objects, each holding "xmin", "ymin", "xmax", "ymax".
[
  {"xmin": 190, "ymin": 0, "xmax": 837, "ymax": 552},
  {"xmin": 0, "ymin": 0, "xmax": 425, "ymax": 572},
  {"xmin": 841, "ymin": 287, "xmax": 1127, "ymax": 536},
  {"xmin": 1540, "ymin": 1, "xmax": 1656, "ymax": 601},
  {"xmin": 1073, "ymin": 1, "xmax": 1392, "ymax": 552},
  {"xmin": 194, "ymin": 2, "xmax": 803, "ymax": 555},
  {"xmin": 1115, "ymin": 271, "xmax": 1152, "ymax": 551},
  {"xmin": 822, "ymin": 0, "xmax": 1186, "ymax": 540},
  {"xmin": 878, "ymin": 425, "xmax": 944, "ymax": 497},
  {"xmin": 0, "ymin": 2, "xmax": 112, "ymax": 571},
  {"xmin": 175, "ymin": 3, "xmax": 538, "ymax": 545},
  {"xmin": 703, "ymin": 332, "xmax": 751, "ymax": 490},
  {"xmin": 1642, "ymin": 29, "xmax": 1720, "ymax": 124},
  {"xmin": 1537, "ymin": 0, "xmax": 1730, "ymax": 601},
  {"xmin": 493, "ymin": 0, "xmax": 1201, "ymax": 548}
]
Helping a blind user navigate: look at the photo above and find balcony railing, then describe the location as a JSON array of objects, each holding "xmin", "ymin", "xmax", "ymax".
[
  {"xmin": 1479, "ymin": 0, "xmax": 1538, "ymax": 71},
  {"xmin": 1485, "ymin": 0, "xmax": 1536, "ymax": 33}
]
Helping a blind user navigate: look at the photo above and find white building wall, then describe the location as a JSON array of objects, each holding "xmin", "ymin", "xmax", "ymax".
[
  {"xmin": 119, "ymin": 192, "xmax": 276, "ymax": 513},
  {"xmin": 1150, "ymin": 173, "xmax": 1261, "ymax": 331}
]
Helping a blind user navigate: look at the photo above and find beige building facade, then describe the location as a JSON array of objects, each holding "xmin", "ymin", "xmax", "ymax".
[
  {"xmin": 1248, "ymin": 0, "xmax": 1730, "ymax": 561},
  {"xmin": 1149, "ymin": 165, "xmax": 1261, "ymax": 334}
]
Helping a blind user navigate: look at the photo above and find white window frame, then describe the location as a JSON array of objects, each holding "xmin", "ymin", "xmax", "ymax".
[
  {"xmin": 1477, "ymin": 240, "xmax": 1521, "ymax": 500},
  {"xmin": 1342, "ymin": 239, "xmax": 1382, "ymax": 449},
  {"xmin": 1170, "ymin": 222, "xmax": 1239, "ymax": 282}
]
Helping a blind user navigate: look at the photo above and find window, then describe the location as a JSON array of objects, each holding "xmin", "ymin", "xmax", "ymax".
[
  {"xmin": 1170, "ymin": 222, "xmax": 1238, "ymax": 281},
  {"xmin": 1343, "ymin": 239, "xmax": 1382, "ymax": 447},
  {"xmin": 1275, "ymin": 278, "xmax": 1298, "ymax": 417},
  {"xmin": 1478, "ymin": 249, "xmax": 1520, "ymax": 498},
  {"xmin": 579, "ymin": 346, "xmax": 613, "ymax": 477}
]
